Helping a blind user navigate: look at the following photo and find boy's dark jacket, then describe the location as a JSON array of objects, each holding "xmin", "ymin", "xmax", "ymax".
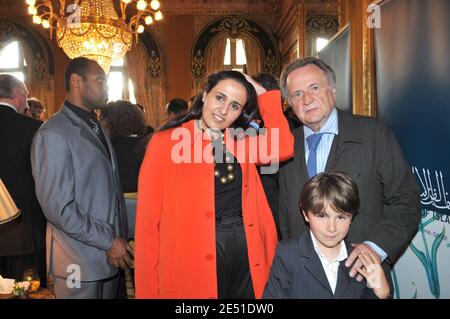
[{"xmin": 263, "ymin": 231, "xmax": 380, "ymax": 299}]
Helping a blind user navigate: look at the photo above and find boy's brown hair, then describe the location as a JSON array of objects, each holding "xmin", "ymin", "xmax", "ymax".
[{"xmin": 299, "ymin": 171, "xmax": 360, "ymax": 217}]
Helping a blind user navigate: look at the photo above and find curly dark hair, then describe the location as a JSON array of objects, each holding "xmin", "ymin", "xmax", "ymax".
[{"xmin": 100, "ymin": 100, "xmax": 148, "ymax": 138}]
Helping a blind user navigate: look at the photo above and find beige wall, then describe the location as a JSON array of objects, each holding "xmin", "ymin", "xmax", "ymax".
[{"xmin": 159, "ymin": 14, "xmax": 196, "ymax": 102}]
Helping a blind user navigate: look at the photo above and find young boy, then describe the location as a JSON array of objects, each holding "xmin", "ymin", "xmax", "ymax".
[{"xmin": 263, "ymin": 172, "xmax": 390, "ymax": 299}]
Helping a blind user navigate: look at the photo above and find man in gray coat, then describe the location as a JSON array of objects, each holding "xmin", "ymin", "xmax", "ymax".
[
  {"xmin": 31, "ymin": 58, "xmax": 131, "ymax": 298},
  {"xmin": 278, "ymin": 57, "xmax": 421, "ymax": 285}
]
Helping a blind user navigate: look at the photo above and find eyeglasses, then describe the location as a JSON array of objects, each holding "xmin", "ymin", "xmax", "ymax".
[{"xmin": 289, "ymin": 84, "xmax": 323, "ymax": 102}]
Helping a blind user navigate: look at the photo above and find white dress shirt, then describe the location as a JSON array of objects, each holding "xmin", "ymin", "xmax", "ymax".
[{"xmin": 310, "ymin": 231, "xmax": 348, "ymax": 294}]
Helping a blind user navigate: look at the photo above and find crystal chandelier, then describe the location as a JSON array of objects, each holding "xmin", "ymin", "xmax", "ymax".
[{"xmin": 25, "ymin": 0, "xmax": 163, "ymax": 73}]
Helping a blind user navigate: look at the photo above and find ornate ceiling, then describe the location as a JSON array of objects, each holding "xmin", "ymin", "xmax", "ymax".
[
  {"xmin": 304, "ymin": 0, "xmax": 338, "ymax": 15},
  {"xmin": 161, "ymin": 0, "xmax": 279, "ymax": 15},
  {"xmin": 0, "ymin": 0, "xmax": 15, "ymax": 10},
  {"xmin": 0, "ymin": 0, "xmax": 338, "ymax": 17},
  {"xmin": 158, "ymin": 0, "xmax": 337, "ymax": 15}
]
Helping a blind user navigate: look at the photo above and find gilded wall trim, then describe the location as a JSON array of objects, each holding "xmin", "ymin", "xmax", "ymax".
[
  {"xmin": 0, "ymin": 19, "xmax": 54, "ymax": 79},
  {"xmin": 306, "ymin": 15, "xmax": 339, "ymax": 35},
  {"xmin": 297, "ymin": 2, "xmax": 307, "ymax": 59},
  {"xmin": 190, "ymin": 15, "xmax": 280, "ymax": 79},
  {"xmin": 350, "ymin": 0, "xmax": 377, "ymax": 116},
  {"xmin": 139, "ymin": 28, "xmax": 164, "ymax": 79},
  {"xmin": 161, "ymin": 0, "xmax": 279, "ymax": 15},
  {"xmin": 338, "ymin": 0, "xmax": 351, "ymax": 29},
  {"xmin": 362, "ymin": 11, "xmax": 375, "ymax": 117}
]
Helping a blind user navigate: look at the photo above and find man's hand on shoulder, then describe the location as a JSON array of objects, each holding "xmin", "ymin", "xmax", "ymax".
[{"xmin": 345, "ymin": 242, "xmax": 381, "ymax": 281}]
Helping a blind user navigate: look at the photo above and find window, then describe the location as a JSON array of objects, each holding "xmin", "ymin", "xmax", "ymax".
[
  {"xmin": 107, "ymin": 58, "xmax": 136, "ymax": 103},
  {"xmin": 0, "ymin": 40, "xmax": 26, "ymax": 81},
  {"xmin": 223, "ymin": 38, "xmax": 247, "ymax": 72},
  {"xmin": 316, "ymin": 37, "xmax": 329, "ymax": 53}
]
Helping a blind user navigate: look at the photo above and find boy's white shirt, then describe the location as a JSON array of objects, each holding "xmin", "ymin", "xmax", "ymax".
[{"xmin": 310, "ymin": 231, "xmax": 348, "ymax": 294}]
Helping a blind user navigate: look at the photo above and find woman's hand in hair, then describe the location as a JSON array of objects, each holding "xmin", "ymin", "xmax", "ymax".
[{"xmin": 242, "ymin": 73, "xmax": 266, "ymax": 96}]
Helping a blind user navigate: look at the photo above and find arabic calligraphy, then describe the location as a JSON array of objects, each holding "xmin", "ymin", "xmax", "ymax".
[{"xmin": 413, "ymin": 167, "xmax": 450, "ymax": 211}]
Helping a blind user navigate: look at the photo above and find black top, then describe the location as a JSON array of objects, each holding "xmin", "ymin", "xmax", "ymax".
[
  {"xmin": 65, "ymin": 101, "xmax": 110, "ymax": 154},
  {"xmin": 258, "ymin": 168, "xmax": 280, "ymax": 239},
  {"xmin": 214, "ymin": 144, "xmax": 243, "ymax": 220},
  {"xmin": 65, "ymin": 100, "xmax": 96, "ymax": 123},
  {"xmin": 111, "ymin": 135, "xmax": 148, "ymax": 192}
]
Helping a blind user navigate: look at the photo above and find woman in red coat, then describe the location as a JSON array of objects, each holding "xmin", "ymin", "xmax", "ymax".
[{"xmin": 135, "ymin": 71, "xmax": 294, "ymax": 298}]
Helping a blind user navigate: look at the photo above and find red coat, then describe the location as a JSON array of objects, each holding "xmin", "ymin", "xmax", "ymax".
[{"xmin": 135, "ymin": 91, "xmax": 294, "ymax": 298}]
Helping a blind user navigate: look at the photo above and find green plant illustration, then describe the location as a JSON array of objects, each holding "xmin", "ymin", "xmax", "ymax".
[
  {"xmin": 391, "ymin": 267, "xmax": 401, "ymax": 299},
  {"xmin": 392, "ymin": 267, "xmax": 417, "ymax": 299},
  {"xmin": 392, "ymin": 216, "xmax": 445, "ymax": 299},
  {"xmin": 409, "ymin": 217, "xmax": 445, "ymax": 298}
]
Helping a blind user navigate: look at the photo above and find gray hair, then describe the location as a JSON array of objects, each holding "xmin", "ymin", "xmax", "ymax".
[
  {"xmin": 0, "ymin": 73, "xmax": 23, "ymax": 99},
  {"xmin": 280, "ymin": 57, "xmax": 336, "ymax": 100}
]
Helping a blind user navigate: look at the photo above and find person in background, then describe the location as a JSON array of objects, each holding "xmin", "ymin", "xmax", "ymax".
[
  {"xmin": 22, "ymin": 105, "xmax": 33, "ymax": 118},
  {"xmin": 27, "ymin": 97, "xmax": 46, "ymax": 121},
  {"xmin": 135, "ymin": 103, "xmax": 155, "ymax": 136},
  {"xmin": 251, "ymin": 72, "xmax": 283, "ymax": 239},
  {"xmin": 0, "ymin": 74, "xmax": 46, "ymax": 286},
  {"xmin": 165, "ymin": 98, "xmax": 188, "ymax": 119},
  {"xmin": 100, "ymin": 99, "xmax": 151, "ymax": 298},
  {"xmin": 100, "ymin": 100, "xmax": 151, "ymax": 193}
]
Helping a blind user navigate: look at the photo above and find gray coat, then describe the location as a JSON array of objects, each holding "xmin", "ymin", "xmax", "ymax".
[
  {"xmin": 278, "ymin": 109, "xmax": 421, "ymax": 265},
  {"xmin": 31, "ymin": 105, "xmax": 128, "ymax": 281}
]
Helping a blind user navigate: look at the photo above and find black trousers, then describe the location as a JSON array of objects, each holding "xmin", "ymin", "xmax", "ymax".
[{"xmin": 216, "ymin": 215, "xmax": 254, "ymax": 299}]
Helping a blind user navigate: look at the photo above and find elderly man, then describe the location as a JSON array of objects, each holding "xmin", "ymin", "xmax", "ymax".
[
  {"xmin": 0, "ymin": 74, "xmax": 46, "ymax": 285},
  {"xmin": 31, "ymin": 58, "xmax": 131, "ymax": 298},
  {"xmin": 278, "ymin": 57, "xmax": 421, "ymax": 286}
]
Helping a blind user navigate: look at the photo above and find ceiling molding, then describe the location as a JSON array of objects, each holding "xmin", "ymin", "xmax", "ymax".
[
  {"xmin": 304, "ymin": 0, "xmax": 338, "ymax": 15},
  {"xmin": 160, "ymin": 0, "xmax": 279, "ymax": 15},
  {"xmin": 0, "ymin": 0, "xmax": 14, "ymax": 9}
]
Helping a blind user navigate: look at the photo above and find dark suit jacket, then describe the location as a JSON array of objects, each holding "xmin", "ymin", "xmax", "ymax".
[
  {"xmin": 0, "ymin": 104, "xmax": 45, "ymax": 256},
  {"xmin": 279, "ymin": 109, "xmax": 421, "ymax": 266},
  {"xmin": 258, "ymin": 167, "xmax": 280, "ymax": 239},
  {"xmin": 263, "ymin": 231, "xmax": 378, "ymax": 299}
]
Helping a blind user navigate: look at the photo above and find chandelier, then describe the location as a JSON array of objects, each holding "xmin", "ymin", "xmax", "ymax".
[{"xmin": 25, "ymin": 0, "xmax": 163, "ymax": 73}]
